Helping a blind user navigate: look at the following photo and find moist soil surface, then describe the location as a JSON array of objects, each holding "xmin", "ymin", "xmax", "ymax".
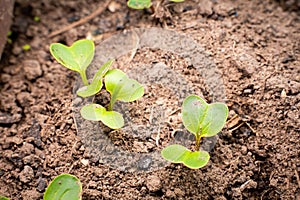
[{"xmin": 0, "ymin": 0, "xmax": 299, "ymax": 199}]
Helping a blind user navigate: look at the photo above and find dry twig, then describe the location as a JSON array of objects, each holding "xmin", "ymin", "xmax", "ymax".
[{"xmin": 49, "ymin": 0, "xmax": 111, "ymax": 38}]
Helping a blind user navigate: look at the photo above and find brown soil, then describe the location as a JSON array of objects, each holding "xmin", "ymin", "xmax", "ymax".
[{"xmin": 0, "ymin": 0, "xmax": 299, "ymax": 199}]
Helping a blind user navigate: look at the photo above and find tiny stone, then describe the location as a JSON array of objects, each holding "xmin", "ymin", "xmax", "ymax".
[
  {"xmin": 19, "ymin": 165, "xmax": 34, "ymax": 183},
  {"xmin": 108, "ymin": 1, "xmax": 121, "ymax": 12},
  {"xmin": 243, "ymin": 89, "xmax": 252, "ymax": 94},
  {"xmin": 73, "ymin": 98, "xmax": 83, "ymax": 106},
  {"xmin": 174, "ymin": 188, "xmax": 184, "ymax": 196},
  {"xmin": 23, "ymin": 60, "xmax": 42, "ymax": 80},
  {"xmin": 138, "ymin": 156, "xmax": 152, "ymax": 170},
  {"xmin": 7, "ymin": 136, "xmax": 23, "ymax": 145},
  {"xmin": 81, "ymin": 159, "xmax": 89, "ymax": 166},
  {"xmin": 12, "ymin": 45, "xmax": 22, "ymax": 55},
  {"xmin": 37, "ymin": 178, "xmax": 47, "ymax": 192},
  {"xmin": 17, "ymin": 92, "xmax": 35, "ymax": 107},
  {"xmin": 146, "ymin": 175, "xmax": 161, "ymax": 192},
  {"xmin": 281, "ymin": 89, "xmax": 287, "ymax": 99},
  {"xmin": 165, "ymin": 189, "xmax": 175, "ymax": 198},
  {"xmin": 79, "ymin": 145, "xmax": 85, "ymax": 151},
  {"xmin": 0, "ymin": 73, "xmax": 11, "ymax": 83},
  {"xmin": 241, "ymin": 146, "xmax": 247, "ymax": 155}
]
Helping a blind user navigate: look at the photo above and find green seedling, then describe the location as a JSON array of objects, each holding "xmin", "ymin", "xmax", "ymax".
[
  {"xmin": 43, "ymin": 174, "xmax": 82, "ymax": 200},
  {"xmin": 127, "ymin": 0, "xmax": 185, "ymax": 10},
  {"xmin": 127, "ymin": 0, "xmax": 151, "ymax": 9},
  {"xmin": 0, "ymin": 196, "xmax": 10, "ymax": 200},
  {"xmin": 50, "ymin": 39, "xmax": 144, "ymax": 130},
  {"xmin": 34, "ymin": 16, "xmax": 40, "ymax": 22},
  {"xmin": 76, "ymin": 59, "xmax": 113, "ymax": 98},
  {"xmin": 7, "ymin": 31, "xmax": 12, "ymax": 44},
  {"xmin": 80, "ymin": 69, "xmax": 144, "ymax": 129},
  {"xmin": 162, "ymin": 95, "xmax": 228, "ymax": 169},
  {"xmin": 22, "ymin": 44, "xmax": 31, "ymax": 51},
  {"xmin": 50, "ymin": 39, "xmax": 95, "ymax": 86}
]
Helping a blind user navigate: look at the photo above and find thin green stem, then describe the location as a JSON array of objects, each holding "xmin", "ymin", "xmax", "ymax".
[
  {"xmin": 108, "ymin": 101, "xmax": 113, "ymax": 111},
  {"xmin": 195, "ymin": 128, "xmax": 202, "ymax": 151},
  {"xmin": 80, "ymin": 71, "xmax": 89, "ymax": 86},
  {"xmin": 195, "ymin": 135, "xmax": 201, "ymax": 151},
  {"xmin": 108, "ymin": 98, "xmax": 116, "ymax": 111}
]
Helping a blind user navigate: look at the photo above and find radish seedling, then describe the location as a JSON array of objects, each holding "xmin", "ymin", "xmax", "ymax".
[
  {"xmin": 80, "ymin": 69, "xmax": 144, "ymax": 129},
  {"xmin": 49, "ymin": 39, "xmax": 144, "ymax": 129},
  {"xmin": 161, "ymin": 95, "xmax": 228, "ymax": 169},
  {"xmin": 43, "ymin": 174, "xmax": 82, "ymax": 200}
]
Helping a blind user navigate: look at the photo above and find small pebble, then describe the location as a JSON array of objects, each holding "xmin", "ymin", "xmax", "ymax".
[
  {"xmin": 81, "ymin": 159, "xmax": 89, "ymax": 166},
  {"xmin": 243, "ymin": 89, "xmax": 252, "ymax": 94},
  {"xmin": 37, "ymin": 178, "xmax": 47, "ymax": 192},
  {"xmin": 146, "ymin": 175, "xmax": 161, "ymax": 192},
  {"xmin": 19, "ymin": 165, "xmax": 34, "ymax": 183},
  {"xmin": 23, "ymin": 60, "xmax": 42, "ymax": 80},
  {"xmin": 241, "ymin": 146, "xmax": 248, "ymax": 155}
]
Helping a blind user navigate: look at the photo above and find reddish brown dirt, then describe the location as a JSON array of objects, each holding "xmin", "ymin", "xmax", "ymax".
[{"xmin": 0, "ymin": 0, "xmax": 299, "ymax": 199}]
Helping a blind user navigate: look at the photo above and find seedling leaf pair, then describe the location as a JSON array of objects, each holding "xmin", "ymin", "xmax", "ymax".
[
  {"xmin": 161, "ymin": 95, "xmax": 228, "ymax": 169},
  {"xmin": 50, "ymin": 39, "xmax": 94, "ymax": 86},
  {"xmin": 43, "ymin": 174, "xmax": 82, "ymax": 200},
  {"xmin": 80, "ymin": 103, "xmax": 124, "ymax": 129},
  {"xmin": 161, "ymin": 144, "xmax": 210, "ymax": 169},
  {"xmin": 182, "ymin": 95, "xmax": 228, "ymax": 138}
]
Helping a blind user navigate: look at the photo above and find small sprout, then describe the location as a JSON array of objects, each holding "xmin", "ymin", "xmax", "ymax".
[
  {"xmin": 7, "ymin": 31, "xmax": 12, "ymax": 44},
  {"xmin": 7, "ymin": 31, "xmax": 12, "ymax": 37},
  {"xmin": 34, "ymin": 16, "xmax": 40, "ymax": 22},
  {"xmin": 77, "ymin": 59, "xmax": 113, "ymax": 98},
  {"xmin": 22, "ymin": 44, "xmax": 31, "ymax": 51},
  {"xmin": 50, "ymin": 39, "xmax": 95, "ymax": 86},
  {"xmin": 0, "ymin": 196, "xmax": 10, "ymax": 200},
  {"xmin": 127, "ymin": 0, "xmax": 151, "ymax": 9},
  {"xmin": 162, "ymin": 95, "xmax": 228, "ymax": 169},
  {"xmin": 43, "ymin": 174, "xmax": 82, "ymax": 200},
  {"xmin": 104, "ymin": 69, "xmax": 144, "ymax": 111},
  {"xmin": 49, "ymin": 39, "xmax": 144, "ymax": 130},
  {"xmin": 80, "ymin": 103, "xmax": 124, "ymax": 129}
]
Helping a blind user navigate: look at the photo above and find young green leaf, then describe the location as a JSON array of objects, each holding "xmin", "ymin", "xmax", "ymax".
[
  {"xmin": 182, "ymin": 95, "xmax": 228, "ymax": 138},
  {"xmin": 80, "ymin": 103, "xmax": 124, "ymax": 129},
  {"xmin": 0, "ymin": 196, "xmax": 10, "ymax": 200},
  {"xmin": 127, "ymin": 0, "xmax": 151, "ymax": 9},
  {"xmin": 43, "ymin": 174, "xmax": 82, "ymax": 200},
  {"xmin": 161, "ymin": 144, "xmax": 210, "ymax": 169},
  {"xmin": 105, "ymin": 69, "xmax": 144, "ymax": 110},
  {"xmin": 169, "ymin": 0, "xmax": 185, "ymax": 2},
  {"xmin": 49, "ymin": 39, "xmax": 95, "ymax": 86},
  {"xmin": 77, "ymin": 60, "xmax": 113, "ymax": 98}
]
